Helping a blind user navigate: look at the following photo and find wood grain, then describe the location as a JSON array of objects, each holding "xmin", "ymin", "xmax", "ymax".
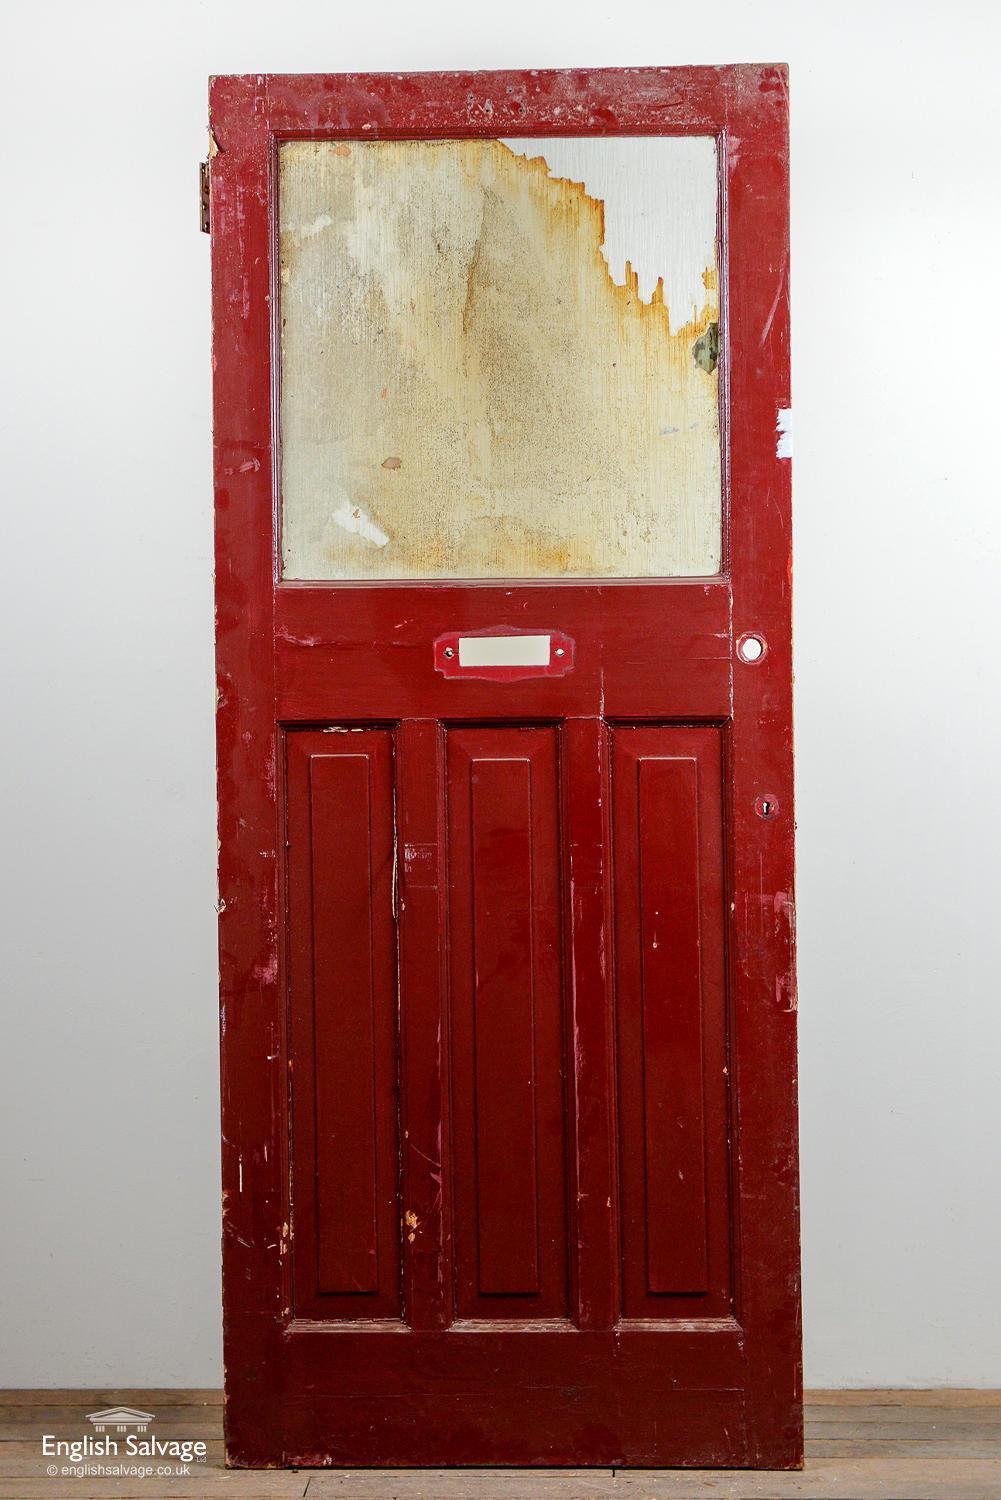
[
  {"xmin": 305, "ymin": 1464, "xmax": 1001, "ymax": 1499},
  {"xmin": 808, "ymin": 1388, "xmax": 1001, "ymax": 1406}
]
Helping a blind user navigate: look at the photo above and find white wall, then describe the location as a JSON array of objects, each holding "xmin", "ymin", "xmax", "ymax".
[{"xmin": 2, "ymin": 0, "xmax": 998, "ymax": 1389}]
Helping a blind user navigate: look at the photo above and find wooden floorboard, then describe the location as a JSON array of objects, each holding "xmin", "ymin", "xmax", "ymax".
[
  {"xmin": 1, "ymin": 1391, "xmax": 999, "ymax": 1498},
  {"xmin": 807, "ymin": 1405, "xmax": 1001, "ymax": 1424},
  {"xmin": 808, "ymin": 1388, "xmax": 1001, "ymax": 1406},
  {"xmin": 0, "ymin": 1392, "xmax": 223, "ymax": 1408}
]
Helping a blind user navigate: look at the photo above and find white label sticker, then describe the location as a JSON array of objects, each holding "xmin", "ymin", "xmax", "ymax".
[{"xmin": 457, "ymin": 635, "xmax": 551, "ymax": 668}]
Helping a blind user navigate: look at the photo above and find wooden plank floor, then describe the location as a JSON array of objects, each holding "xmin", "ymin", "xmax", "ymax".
[{"xmin": 1, "ymin": 1390, "xmax": 999, "ymax": 1498}]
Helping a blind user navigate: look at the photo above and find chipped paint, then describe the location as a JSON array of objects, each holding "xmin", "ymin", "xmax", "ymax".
[
  {"xmin": 279, "ymin": 138, "xmax": 721, "ymax": 579},
  {"xmin": 252, "ymin": 952, "xmax": 279, "ymax": 985},
  {"xmin": 330, "ymin": 500, "xmax": 390, "ymax": 548},
  {"xmin": 693, "ymin": 321, "xmax": 719, "ymax": 374},
  {"xmin": 776, "ymin": 407, "xmax": 793, "ymax": 459}
]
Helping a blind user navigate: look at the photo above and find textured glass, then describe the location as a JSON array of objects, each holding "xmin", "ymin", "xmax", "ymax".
[{"xmin": 279, "ymin": 137, "xmax": 721, "ymax": 580}]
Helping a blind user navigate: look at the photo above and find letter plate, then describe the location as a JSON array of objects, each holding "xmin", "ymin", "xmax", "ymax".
[{"xmin": 433, "ymin": 629, "xmax": 575, "ymax": 682}]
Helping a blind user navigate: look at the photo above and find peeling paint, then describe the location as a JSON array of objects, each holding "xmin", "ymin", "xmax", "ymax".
[{"xmin": 776, "ymin": 407, "xmax": 793, "ymax": 460}]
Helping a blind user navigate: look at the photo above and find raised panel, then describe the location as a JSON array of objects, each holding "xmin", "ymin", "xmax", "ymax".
[
  {"xmin": 612, "ymin": 725, "xmax": 732, "ymax": 1318},
  {"xmin": 446, "ymin": 727, "xmax": 568, "ymax": 1317},
  {"xmin": 285, "ymin": 729, "xmax": 400, "ymax": 1317}
]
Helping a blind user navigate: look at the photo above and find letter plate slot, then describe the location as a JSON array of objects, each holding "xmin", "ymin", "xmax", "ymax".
[{"xmin": 434, "ymin": 630, "xmax": 575, "ymax": 682}]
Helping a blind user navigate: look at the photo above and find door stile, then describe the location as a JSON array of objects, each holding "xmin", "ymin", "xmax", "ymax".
[
  {"xmin": 396, "ymin": 718, "xmax": 452, "ymax": 1330},
  {"xmin": 562, "ymin": 717, "xmax": 618, "ymax": 1330},
  {"xmin": 723, "ymin": 73, "xmax": 801, "ymax": 1462},
  {"xmin": 210, "ymin": 77, "xmax": 286, "ymax": 1466}
]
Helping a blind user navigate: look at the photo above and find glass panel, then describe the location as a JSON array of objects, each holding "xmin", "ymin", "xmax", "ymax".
[{"xmin": 279, "ymin": 137, "xmax": 721, "ymax": 580}]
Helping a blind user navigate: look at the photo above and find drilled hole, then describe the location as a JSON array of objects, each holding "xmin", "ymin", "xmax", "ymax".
[{"xmin": 737, "ymin": 632, "xmax": 766, "ymax": 664}]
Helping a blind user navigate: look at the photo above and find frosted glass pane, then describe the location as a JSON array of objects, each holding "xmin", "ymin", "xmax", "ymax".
[{"xmin": 279, "ymin": 137, "xmax": 721, "ymax": 580}]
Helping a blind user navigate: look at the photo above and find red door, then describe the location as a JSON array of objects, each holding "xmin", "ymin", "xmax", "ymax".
[{"xmin": 209, "ymin": 66, "xmax": 800, "ymax": 1469}]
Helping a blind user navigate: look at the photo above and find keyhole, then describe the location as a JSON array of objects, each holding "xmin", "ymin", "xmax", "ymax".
[{"xmin": 755, "ymin": 794, "xmax": 779, "ymax": 820}]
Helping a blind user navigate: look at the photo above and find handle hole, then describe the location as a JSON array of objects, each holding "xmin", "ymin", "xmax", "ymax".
[{"xmin": 737, "ymin": 632, "xmax": 767, "ymax": 664}]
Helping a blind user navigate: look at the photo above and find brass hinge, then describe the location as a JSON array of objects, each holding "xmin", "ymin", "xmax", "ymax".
[{"xmin": 199, "ymin": 160, "xmax": 211, "ymax": 235}]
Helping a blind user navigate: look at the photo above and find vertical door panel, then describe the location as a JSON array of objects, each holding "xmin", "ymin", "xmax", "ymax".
[
  {"xmin": 612, "ymin": 725, "xmax": 732, "ymax": 1318},
  {"xmin": 446, "ymin": 727, "xmax": 568, "ymax": 1319},
  {"xmin": 286, "ymin": 730, "xmax": 401, "ymax": 1318}
]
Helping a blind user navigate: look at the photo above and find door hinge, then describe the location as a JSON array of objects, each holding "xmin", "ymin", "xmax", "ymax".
[{"xmin": 199, "ymin": 160, "xmax": 211, "ymax": 235}]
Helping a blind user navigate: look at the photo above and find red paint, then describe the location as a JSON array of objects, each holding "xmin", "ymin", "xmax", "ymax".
[
  {"xmin": 447, "ymin": 728, "xmax": 567, "ymax": 1313},
  {"xmin": 210, "ymin": 65, "xmax": 800, "ymax": 1469},
  {"xmin": 612, "ymin": 728, "xmax": 731, "ymax": 1313},
  {"xmin": 285, "ymin": 731, "xmax": 400, "ymax": 1317}
]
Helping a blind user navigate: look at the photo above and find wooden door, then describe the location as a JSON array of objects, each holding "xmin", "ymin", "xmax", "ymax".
[{"xmin": 209, "ymin": 66, "xmax": 801, "ymax": 1469}]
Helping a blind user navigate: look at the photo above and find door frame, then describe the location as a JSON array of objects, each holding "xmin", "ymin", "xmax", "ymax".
[{"xmin": 209, "ymin": 65, "xmax": 799, "ymax": 1467}]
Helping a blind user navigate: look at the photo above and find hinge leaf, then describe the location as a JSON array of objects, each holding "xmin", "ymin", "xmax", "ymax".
[{"xmin": 199, "ymin": 161, "xmax": 211, "ymax": 235}]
